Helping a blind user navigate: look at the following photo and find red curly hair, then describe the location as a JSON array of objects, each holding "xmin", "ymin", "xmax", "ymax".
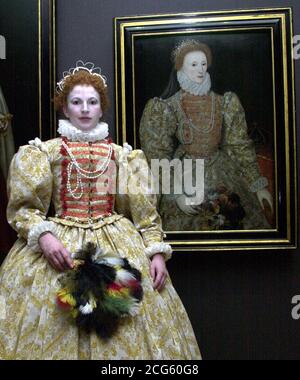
[
  {"xmin": 173, "ymin": 40, "xmax": 212, "ymax": 71},
  {"xmin": 54, "ymin": 70, "xmax": 110, "ymax": 113}
]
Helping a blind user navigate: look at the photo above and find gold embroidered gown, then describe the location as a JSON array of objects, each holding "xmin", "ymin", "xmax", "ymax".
[
  {"xmin": 140, "ymin": 90, "xmax": 271, "ymax": 231},
  {"xmin": 0, "ymin": 131, "xmax": 201, "ymax": 360}
]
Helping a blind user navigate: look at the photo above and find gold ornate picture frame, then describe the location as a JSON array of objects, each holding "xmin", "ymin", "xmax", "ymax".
[{"xmin": 115, "ymin": 8, "xmax": 297, "ymax": 252}]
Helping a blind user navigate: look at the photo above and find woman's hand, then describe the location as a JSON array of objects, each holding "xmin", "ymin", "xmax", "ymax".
[
  {"xmin": 39, "ymin": 232, "xmax": 74, "ymax": 272},
  {"xmin": 150, "ymin": 253, "xmax": 168, "ymax": 292},
  {"xmin": 175, "ymin": 195, "xmax": 200, "ymax": 215},
  {"xmin": 256, "ymin": 188, "xmax": 273, "ymax": 213}
]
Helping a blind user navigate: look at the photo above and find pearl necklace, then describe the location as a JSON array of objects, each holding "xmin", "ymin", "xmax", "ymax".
[
  {"xmin": 62, "ymin": 140, "xmax": 113, "ymax": 199},
  {"xmin": 178, "ymin": 92, "xmax": 216, "ymax": 144}
]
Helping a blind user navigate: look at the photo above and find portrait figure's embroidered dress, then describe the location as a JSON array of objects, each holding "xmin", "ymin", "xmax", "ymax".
[{"xmin": 140, "ymin": 90, "xmax": 271, "ymax": 231}]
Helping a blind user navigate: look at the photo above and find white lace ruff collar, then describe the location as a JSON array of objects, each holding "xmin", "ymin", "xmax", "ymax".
[
  {"xmin": 177, "ymin": 71, "xmax": 211, "ymax": 96},
  {"xmin": 57, "ymin": 119, "xmax": 109, "ymax": 142}
]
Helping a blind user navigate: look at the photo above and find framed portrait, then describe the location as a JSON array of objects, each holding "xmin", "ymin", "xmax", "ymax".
[{"xmin": 114, "ymin": 7, "xmax": 297, "ymax": 251}]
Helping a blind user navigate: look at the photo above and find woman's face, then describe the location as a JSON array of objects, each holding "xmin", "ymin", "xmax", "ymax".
[
  {"xmin": 63, "ymin": 85, "xmax": 102, "ymax": 131},
  {"xmin": 181, "ymin": 50, "xmax": 208, "ymax": 84}
]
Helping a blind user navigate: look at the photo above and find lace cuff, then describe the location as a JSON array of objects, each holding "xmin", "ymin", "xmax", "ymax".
[
  {"xmin": 249, "ymin": 177, "xmax": 268, "ymax": 193},
  {"xmin": 27, "ymin": 221, "xmax": 57, "ymax": 252},
  {"xmin": 145, "ymin": 242, "xmax": 172, "ymax": 261}
]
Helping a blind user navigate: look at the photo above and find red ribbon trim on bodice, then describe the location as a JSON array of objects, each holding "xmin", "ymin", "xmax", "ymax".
[{"xmin": 59, "ymin": 137, "xmax": 115, "ymax": 221}]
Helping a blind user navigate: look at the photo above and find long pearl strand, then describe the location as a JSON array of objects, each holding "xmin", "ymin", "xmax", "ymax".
[
  {"xmin": 62, "ymin": 140, "xmax": 112, "ymax": 199},
  {"xmin": 179, "ymin": 92, "xmax": 216, "ymax": 145}
]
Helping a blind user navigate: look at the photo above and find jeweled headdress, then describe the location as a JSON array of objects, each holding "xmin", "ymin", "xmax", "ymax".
[
  {"xmin": 172, "ymin": 39, "xmax": 212, "ymax": 70},
  {"xmin": 56, "ymin": 60, "xmax": 107, "ymax": 93}
]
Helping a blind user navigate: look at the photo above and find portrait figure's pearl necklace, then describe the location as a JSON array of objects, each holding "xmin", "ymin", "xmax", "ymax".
[
  {"xmin": 177, "ymin": 70, "xmax": 215, "ymax": 143},
  {"xmin": 62, "ymin": 140, "xmax": 112, "ymax": 200},
  {"xmin": 180, "ymin": 91, "xmax": 216, "ymax": 134}
]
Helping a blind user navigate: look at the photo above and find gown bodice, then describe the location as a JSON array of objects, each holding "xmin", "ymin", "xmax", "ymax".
[
  {"xmin": 58, "ymin": 138, "xmax": 116, "ymax": 223},
  {"xmin": 178, "ymin": 91, "xmax": 223, "ymax": 158}
]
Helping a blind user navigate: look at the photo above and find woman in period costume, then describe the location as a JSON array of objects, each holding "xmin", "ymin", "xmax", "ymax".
[
  {"xmin": 0, "ymin": 62, "xmax": 201, "ymax": 360},
  {"xmin": 139, "ymin": 40, "xmax": 273, "ymax": 231}
]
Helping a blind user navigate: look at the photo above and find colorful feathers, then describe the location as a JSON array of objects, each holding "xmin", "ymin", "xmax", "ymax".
[{"xmin": 56, "ymin": 243, "xmax": 143, "ymax": 339}]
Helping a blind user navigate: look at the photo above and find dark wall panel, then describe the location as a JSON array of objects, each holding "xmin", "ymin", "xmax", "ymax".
[{"xmin": 0, "ymin": 0, "xmax": 39, "ymax": 149}]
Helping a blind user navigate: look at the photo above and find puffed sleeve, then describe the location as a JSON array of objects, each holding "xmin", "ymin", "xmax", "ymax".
[
  {"xmin": 6, "ymin": 140, "xmax": 57, "ymax": 252},
  {"xmin": 139, "ymin": 97, "xmax": 178, "ymax": 203},
  {"xmin": 222, "ymin": 92, "xmax": 268, "ymax": 192},
  {"xmin": 114, "ymin": 145, "xmax": 172, "ymax": 261},
  {"xmin": 139, "ymin": 97, "xmax": 178, "ymax": 162}
]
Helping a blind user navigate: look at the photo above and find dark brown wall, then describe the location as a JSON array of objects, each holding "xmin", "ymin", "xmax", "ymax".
[
  {"xmin": 57, "ymin": 0, "xmax": 300, "ymax": 360},
  {"xmin": 0, "ymin": 0, "xmax": 39, "ymax": 149}
]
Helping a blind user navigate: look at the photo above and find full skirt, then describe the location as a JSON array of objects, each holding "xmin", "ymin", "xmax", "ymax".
[{"xmin": 0, "ymin": 217, "xmax": 201, "ymax": 360}]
